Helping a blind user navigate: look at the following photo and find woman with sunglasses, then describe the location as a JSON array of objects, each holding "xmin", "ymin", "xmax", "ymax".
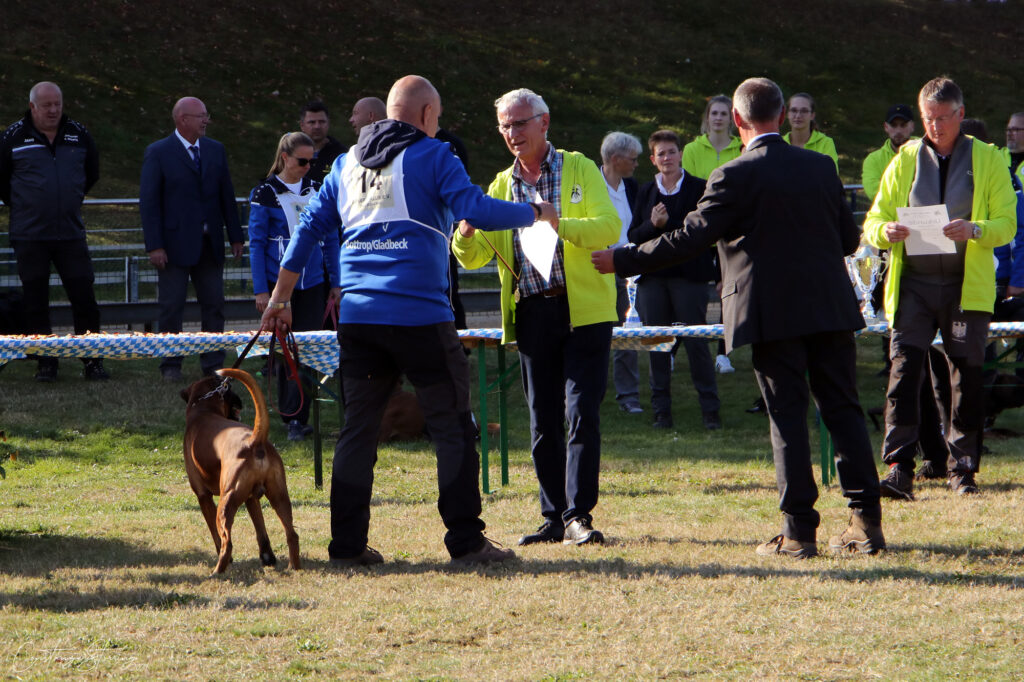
[{"xmin": 249, "ymin": 131, "xmax": 341, "ymax": 441}]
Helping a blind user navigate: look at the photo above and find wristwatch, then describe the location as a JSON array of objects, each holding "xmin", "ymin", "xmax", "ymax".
[
  {"xmin": 267, "ymin": 300, "xmax": 290, "ymax": 310},
  {"xmin": 972, "ymin": 223, "xmax": 982, "ymax": 239}
]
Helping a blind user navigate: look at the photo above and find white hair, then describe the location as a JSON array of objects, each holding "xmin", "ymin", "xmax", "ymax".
[
  {"xmin": 600, "ymin": 132, "xmax": 642, "ymax": 163},
  {"xmin": 494, "ymin": 88, "xmax": 549, "ymax": 116}
]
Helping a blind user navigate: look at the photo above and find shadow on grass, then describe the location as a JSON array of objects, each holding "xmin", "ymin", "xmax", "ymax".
[
  {"xmin": 0, "ymin": 529, "xmax": 208, "ymax": 576},
  {"xmin": 311, "ymin": 551, "xmax": 1024, "ymax": 588},
  {"xmin": 0, "ymin": 586, "xmax": 210, "ymax": 612}
]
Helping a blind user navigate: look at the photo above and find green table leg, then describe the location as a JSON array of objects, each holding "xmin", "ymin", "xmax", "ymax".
[
  {"xmin": 312, "ymin": 380, "xmax": 323, "ymax": 490},
  {"xmin": 497, "ymin": 344, "xmax": 509, "ymax": 486},
  {"xmin": 818, "ymin": 413, "xmax": 836, "ymax": 487},
  {"xmin": 478, "ymin": 340, "xmax": 491, "ymax": 495}
]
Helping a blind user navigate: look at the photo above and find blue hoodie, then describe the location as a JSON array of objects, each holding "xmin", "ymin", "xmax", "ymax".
[{"xmin": 281, "ymin": 119, "xmax": 536, "ymax": 326}]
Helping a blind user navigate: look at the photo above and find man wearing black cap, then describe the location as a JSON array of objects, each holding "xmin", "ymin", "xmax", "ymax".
[{"xmin": 862, "ymin": 104, "xmax": 916, "ymax": 202}]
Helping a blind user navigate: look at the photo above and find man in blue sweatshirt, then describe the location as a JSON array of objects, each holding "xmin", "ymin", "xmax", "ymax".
[{"xmin": 260, "ymin": 75, "xmax": 557, "ymax": 566}]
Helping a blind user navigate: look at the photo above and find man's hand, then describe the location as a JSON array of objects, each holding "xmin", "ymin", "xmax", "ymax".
[
  {"xmin": 651, "ymin": 202, "xmax": 668, "ymax": 228},
  {"xmin": 883, "ymin": 222, "xmax": 910, "ymax": 244},
  {"xmin": 231, "ymin": 241, "xmax": 244, "ymax": 259},
  {"xmin": 255, "ymin": 292, "xmax": 270, "ymax": 313},
  {"xmin": 943, "ymin": 219, "xmax": 974, "ymax": 241},
  {"xmin": 591, "ymin": 248, "xmax": 616, "ymax": 274},
  {"xmin": 327, "ymin": 287, "xmax": 342, "ymax": 312},
  {"xmin": 458, "ymin": 220, "xmax": 476, "ymax": 238},
  {"xmin": 1007, "ymin": 285, "xmax": 1024, "ymax": 297},
  {"xmin": 259, "ymin": 304, "xmax": 292, "ymax": 333},
  {"xmin": 536, "ymin": 201, "xmax": 559, "ymax": 233},
  {"xmin": 148, "ymin": 248, "xmax": 168, "ymax": 270}
]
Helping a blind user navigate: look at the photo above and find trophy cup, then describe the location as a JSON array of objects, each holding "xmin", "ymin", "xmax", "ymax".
[
  {"xmin": 846, "ymin": 244, "xmax": 884, "ymax": 321},
  {"xmin": 624, "ymin": 276, "xmax": 642, "ymax": 328}
]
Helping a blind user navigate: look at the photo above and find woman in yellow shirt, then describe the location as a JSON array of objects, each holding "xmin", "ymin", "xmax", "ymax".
[
  {"xmin": 784, "ymin": 92, "xmax": 839, "ymax": 169},
  {"xmin": 681, "ymin": 95, "xmax": 743, "ymax": 181}
]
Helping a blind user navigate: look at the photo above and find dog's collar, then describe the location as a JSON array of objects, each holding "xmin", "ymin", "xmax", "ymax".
[{"xmin": 192, "ymin": 377, "xmax": 232, "ymax": 406}]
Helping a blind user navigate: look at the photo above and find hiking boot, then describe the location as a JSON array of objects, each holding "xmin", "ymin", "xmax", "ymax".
[
  {"xmin": 828, "ymin": 514, "xmax": 885, "ymax": 555},
  {"xmin": 914, "ymin": 460, "xmax": 947, "ymax": 481},
  {"xmin": 755, "ymin": 534, "xmax": 817, "ymax": 559},
  {"xmin": 948, "ymin": 471, "xmax": 979, "ymax": 496},
  {"xmin": 715, "ymin": 354, "xmax": 735, "ymax": 374},
  {"xmin": 518, "ymin": 520, "xmax": 564, "ymax": 546},
  {"xmin": 329, "ymin": 546, "xmax": 384, "ymax": 568},
  {"xmin": 879, "ymin": 465, "xmax": 914, "ymax": 501},
  {"xmin": 451, "ymin": 537, "xmax": 516, "ymax": 565},
  {"xmin": 83, "ymin": 359, "xmax": 110, "ymax": 381},
  {"xmin": 563, "ymin": 518, "xmax": 604, "ymax": 546},
  {"xmin": 288, "ymin": 420, "xmax": 313, "ymax": 441},
  {"xmin": 702, "ymin": 410, "xmax": 722, "ymax": 431},
  {"xmin": 653, "ymin": 413, "xmax": 673, "ymax": 429}
]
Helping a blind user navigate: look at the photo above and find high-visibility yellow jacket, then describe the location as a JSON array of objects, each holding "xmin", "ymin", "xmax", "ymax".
[
  {"xmin": 681, "ymin": 134, "xmax": 743, "ymax": 180},
  {"xmin": 784, "ymin": 129, "xmax": 838, "ymax": 169}
]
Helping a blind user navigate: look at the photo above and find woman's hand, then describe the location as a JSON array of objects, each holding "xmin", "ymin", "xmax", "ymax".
[
  {"xmin": 255, "ymin": 292, "xmax": 270, "ymax": 313},
  {"xmin": 651, "ymin": 202, "xmax": 668, "ymax": 228}
]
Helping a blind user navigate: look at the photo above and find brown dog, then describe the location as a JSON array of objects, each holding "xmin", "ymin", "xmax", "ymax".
[{"xmin": 180, "ymin": 368, "xmax": 300, "ymax": 573}]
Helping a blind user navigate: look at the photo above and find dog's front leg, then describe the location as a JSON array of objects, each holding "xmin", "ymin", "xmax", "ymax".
[
  {"xmin": 195, "ymin": 493, "xmax": 221, "ymax": 552},
  {"xmin": 245, "ymin": 497, "xmax": 277, "ymax": 567},
  {"xmin": 213, "ymin": 490, "xmax": 242, "ymax": 573}
]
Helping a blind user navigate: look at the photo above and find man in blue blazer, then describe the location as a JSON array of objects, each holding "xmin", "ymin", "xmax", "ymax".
[{"xmin": 140, "ymin": 96, "xmax": 244, "ymax": 380}]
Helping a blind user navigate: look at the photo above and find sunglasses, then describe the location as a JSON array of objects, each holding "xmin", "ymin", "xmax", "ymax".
[{"xmin": 294, "ymin": 157, "xmax": 313, "ymax": 167}]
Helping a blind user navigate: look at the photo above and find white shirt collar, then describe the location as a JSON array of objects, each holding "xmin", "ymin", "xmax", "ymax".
[
  {"xmin": 747, "ymin": 132, "xmax": 781, "ymax": 147},
  {"xmin": 655, "ymin": 170, "xmax": 684, "ymax": 196},
  {"xmin": 174, "ymin": 129, "xmax": 200, "ymax": 153}
]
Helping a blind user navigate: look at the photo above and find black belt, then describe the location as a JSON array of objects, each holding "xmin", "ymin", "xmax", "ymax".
[{"xmin": 519, "ymin": 284, "xmax": 567, "ymax": 300}]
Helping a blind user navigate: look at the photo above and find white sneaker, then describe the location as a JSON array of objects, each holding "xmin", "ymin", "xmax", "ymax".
[{"xmin": 715, "ymin": 354, "xmax": 735, "ymax": 374}]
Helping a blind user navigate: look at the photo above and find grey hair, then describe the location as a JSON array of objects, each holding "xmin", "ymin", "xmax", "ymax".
[
  {"xmin": 494, "ymin": 88, "xmax": 549, "ymax": 116},
  {"xmin": 600, "ymin": 131, "xmax": 642, "ymax": 163},
  {"xmin": 29, "ymin": 81, "xmax": 61, "ymax": 104},
  {"xmin": 919, "ymin": 77, "xmax": 963, "ymax": 110},
  {"xmin": 732, "ymin": 78, "xmax": 784, "ymax": 125}
]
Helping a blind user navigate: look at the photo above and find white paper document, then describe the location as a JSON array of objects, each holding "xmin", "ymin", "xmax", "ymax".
[
  {"xmin": 897, "ymin": 204, "xmax": 955, "ymax": 256},
  {"xmin": 518, "ymin": 192, "xmax": 559, "ymax": 281}
]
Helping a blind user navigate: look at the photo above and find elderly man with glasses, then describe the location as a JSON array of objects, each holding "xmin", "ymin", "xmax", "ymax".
[
  {"xmin": 454, "ymin": 88, "xmax": 619, "ymax": 547},
  {"xmin": 865, "ymin": 77, "xmax": 1017, "ymax": 499}
]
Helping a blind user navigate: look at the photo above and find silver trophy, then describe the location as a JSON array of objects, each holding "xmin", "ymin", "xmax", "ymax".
[
  {"xmin": 846, "ymin": 245, "xmax": 884, "ymax": 321},
  {"xmin": 624, "ymin": 276, "xmax": 642, "ymax": 328}
]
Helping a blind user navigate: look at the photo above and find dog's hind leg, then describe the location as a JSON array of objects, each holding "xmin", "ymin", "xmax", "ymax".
[
  {"xmin": 214, "ymin": 490, "xmax": 242, "ymax": 573},
  {"xmin": 265, "ymin": 477, "xmax": 301, "ymax": 570},
  {"xmin": 245, "ymin": 497, "xmax": 277, "ymax": 567}
]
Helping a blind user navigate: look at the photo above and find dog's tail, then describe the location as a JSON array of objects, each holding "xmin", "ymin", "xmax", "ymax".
[{"xmin": 216, "ymin": 368, "xmax": 269, "ymax": 448}]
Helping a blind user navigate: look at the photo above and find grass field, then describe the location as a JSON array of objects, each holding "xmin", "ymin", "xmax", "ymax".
[{"xmin": 3, "ymin": 342, "xmax": 1024, "ymax": 680}]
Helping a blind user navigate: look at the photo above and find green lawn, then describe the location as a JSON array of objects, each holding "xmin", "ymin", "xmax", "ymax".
[{"xmin": 3, "ymin": 342, "xmax": 1024, "ymax": 679}]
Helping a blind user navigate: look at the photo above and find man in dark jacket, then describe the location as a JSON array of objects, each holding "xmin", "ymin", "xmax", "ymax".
[
  {"xmin": 0, "ymin": 81, "xmax": 107, "ymax": 382},
  {"xmin": 299, "ymin": 101, "xmax": 346, "ymax": 185},
  {"xmin": 593, "ymin": 77, "xmax": 883, "ymax": 558}
]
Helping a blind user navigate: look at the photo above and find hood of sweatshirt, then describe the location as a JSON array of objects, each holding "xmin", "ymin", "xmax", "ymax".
[{"xmin": 354, "ymin": 119, "xmax": 426, "ymax": 170}]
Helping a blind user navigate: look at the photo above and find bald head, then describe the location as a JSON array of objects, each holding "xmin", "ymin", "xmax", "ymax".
[
  {"xmin": 349, "ymin": 96, "xmax": 386, "ymax": 133},
  {"xmin": 386, "ymin": 76, "xmax": 441, "ymax": 137},
  {"xmin": 28, "ymin": 81, "xmax": 63, "ymax": 135},
  {"xmin": 172, "ymin": 96, "xmax": 209, "ymax": 143}
]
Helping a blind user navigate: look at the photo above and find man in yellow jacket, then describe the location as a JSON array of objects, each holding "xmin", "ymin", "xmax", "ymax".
[
  {"xmin": 453, "ymin": 88, "xmax": 619, "ymax": 547},
  {"xmin": 864, "ymin": 77, "xmax": 1017, "ymax": 499}
]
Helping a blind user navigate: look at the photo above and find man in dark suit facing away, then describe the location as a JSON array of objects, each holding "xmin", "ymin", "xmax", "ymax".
[
  {"xmin": 140, "ymin": 96, "xmax": 244, "ymax": 381},
  {"xmin": 592, "ymin": 77, "xmax": 883, "ymax": 558}
]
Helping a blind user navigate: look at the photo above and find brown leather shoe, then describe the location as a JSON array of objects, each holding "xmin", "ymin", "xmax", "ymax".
[
  {"xmin": 329, "ymin": 546, "xmax": 384, "ymax": 568},
  {"xmin": 755, "ymin": 534, "xmax": 817, "ymax": 559},
  {"xmin": 451, "ymin": 537, "xmax": 516, "ymax": 565},
  {"xmin": 828, "ymin": 514, "xmax": 886, "ymax": 555}
]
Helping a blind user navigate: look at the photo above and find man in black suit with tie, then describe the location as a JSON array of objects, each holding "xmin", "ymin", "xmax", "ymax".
[
  {"xmin": 593, "ymin": 78, "xmax": 883, "ymax": 558},
  {"xmin": 141, "ymin": 96, "xmax": 244, "ymax": 380}
]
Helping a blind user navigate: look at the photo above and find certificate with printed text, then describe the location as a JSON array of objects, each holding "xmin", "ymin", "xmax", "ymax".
[{"xmin": 897, "ymin": 204, "xmax": 955, "ymax": 256}]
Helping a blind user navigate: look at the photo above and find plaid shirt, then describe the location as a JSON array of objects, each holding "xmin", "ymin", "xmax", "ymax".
[{"xmin": 511, "ymin": 143, "xmax": 566, "ymax": 297}]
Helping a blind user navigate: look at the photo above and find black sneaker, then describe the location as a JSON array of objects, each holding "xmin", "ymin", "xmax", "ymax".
[
  {"xmin": 83, "ymin": 359, "xmax": 110, "ymax": 381},
  {"xmin": 563, "ymin": 518, "xmax": 604, "ymax": 546},
  {"xmin": 35, "ymin": 362, "xmax": 58, "ymax": 383},
  {"xmin": 915, "ymin": 460, "xmax": 947, "ymax": 481},
  {"xmin": 702, "ymin": 410, "xmax": 722, "ymax": 430},
  {"xmin": 653, "ymin": 413, "xmax": 673, "ymax": 429},
  {"xmin": 288, "ymin": 420, "xmax": 314, "ymax": 442},
  {"xmin": 518, "ymin": 520, "xmax": 564, "ymax": 546},
  {"xmin": 948, "ymin": 471, "xmax": 979, "ymax": 496},
  {"xmin": 746, "ymin": 396, "xmax": 767, "ymax": 415},
  {"xmin": 879, "ymin": 465, "xmax": 915, "ymax": 500}
]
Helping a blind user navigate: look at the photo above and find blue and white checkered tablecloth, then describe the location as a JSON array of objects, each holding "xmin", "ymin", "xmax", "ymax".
[{"xmin": 3, "ymin": 323, "xmax": 1024, "ymax": 372}]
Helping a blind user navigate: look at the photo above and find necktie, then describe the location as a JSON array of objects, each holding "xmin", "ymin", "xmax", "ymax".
[{"xmin": 189, "ymin": 145, "xmax": 200, "ymax": 171}]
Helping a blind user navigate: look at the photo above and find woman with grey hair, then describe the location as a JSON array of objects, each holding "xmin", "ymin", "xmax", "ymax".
[{"xmin": 600, "ymin": 131, "xmax": 643, "ymax": 413}]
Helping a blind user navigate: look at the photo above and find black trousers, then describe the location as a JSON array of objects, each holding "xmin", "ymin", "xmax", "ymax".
[
  {"xmin": 883, "ymin": 279, "xmax": 988, "ymax": 475},
  {"xmin": 156, "ymin": 237, "xmax": 226, "ymax": 373},
  {"xmin": 751, "ymin": 331, "xmax": 881, "ymax": 542},
  {"xmin": 12, "ymin": 238, "xmax": 101, "ymax": 367},
  {"xmin": 515, "ymin": 294, "xmax": 612, "ymax": 526},
  {"xmin": 328, "ymin": 321, "xmax": 485, "ymax": 559}
]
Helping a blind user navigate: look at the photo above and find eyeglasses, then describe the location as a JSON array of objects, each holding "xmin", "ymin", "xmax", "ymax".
[
  {"xmin": 184, "ymin": 113, "xmax": 210, "ymax": 120},
  {"xmin": 295, "ymin": 157, "xmax": 313, "ymax": 166},
  {"xmin": 497, "ymin": 113, "xmax": 543, "ymax": 134},
  {"xmin": 1007, "ymin": 127, "xmax": 1024, "ymax": 135},
  {"xmin": 921, "ymin": 108, "xmax": 961, "ymax": 125}
]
